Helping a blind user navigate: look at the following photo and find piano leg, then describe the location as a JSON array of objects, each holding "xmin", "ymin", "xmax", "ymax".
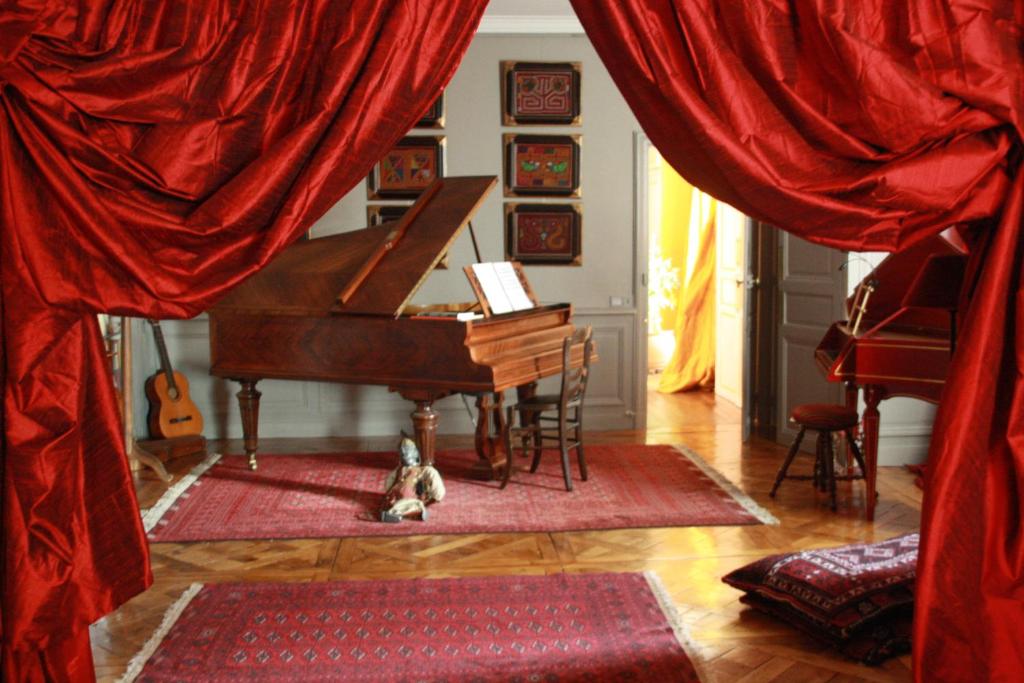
[
  {"xmin": 411, "ymin": 400, "xmax": 439, "ymax": 466},
  {"xmin": 516, "ymin": 382, "xmax": 541, "ymax": 467},
  {"xmin": 862, "ymin": 385, "xmax": 884, "ymax": 521},
  {"xmin": 396, "ymin": 388, "xmax": 451, "ymax": 468},
  {"xmin": 473, "ymin": 392, "xmax": 507, "ymax": 479},
  {"xmin": 235, "ymin": 379, "xmax": 262, "ymax": 470}
]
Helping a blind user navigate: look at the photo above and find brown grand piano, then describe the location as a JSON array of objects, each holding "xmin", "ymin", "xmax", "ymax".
[
  {"xmin": 815, "ymin": 227, "xmax": 969, "ymax": 519},
  {"xmin": 209, "ymin": 176, "xmax": 582, "ymax": 476}
]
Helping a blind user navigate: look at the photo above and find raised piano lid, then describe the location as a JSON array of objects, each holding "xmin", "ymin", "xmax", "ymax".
[
  {"xmin": 211, "ymin": 176, "xmax": 498, "ymax": 317},
  {"xmin": 847, "ymin": 225, "xmax": 969, "ymax": 336}
]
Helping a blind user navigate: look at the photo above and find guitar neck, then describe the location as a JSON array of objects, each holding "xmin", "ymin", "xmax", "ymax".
[{"xmin": 148, "ymin": 320, "xmax": 179, "ymax": 393}]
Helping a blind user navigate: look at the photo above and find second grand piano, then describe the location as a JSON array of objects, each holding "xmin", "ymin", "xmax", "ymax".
[
  {"xmin": 816, "ymin": 227, "xmax": 968, "ymax": 519},
  {"xmin": 209, "ymin": 176, "xmax": 584, "ymax": 476}
]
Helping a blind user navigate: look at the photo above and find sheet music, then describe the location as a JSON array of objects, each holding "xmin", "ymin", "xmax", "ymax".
[
  {"xmin": 493, "ymin": 262, "xmax": 535, "ymax": 311},
  {"xmin": 471, "ymin": 262, "xmax": 535, "ymax": 315}
]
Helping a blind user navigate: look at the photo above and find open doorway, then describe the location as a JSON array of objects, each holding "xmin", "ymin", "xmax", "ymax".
[{"xmin": 638, "ymin": 138, "xmax": 749, "ymax": 435}]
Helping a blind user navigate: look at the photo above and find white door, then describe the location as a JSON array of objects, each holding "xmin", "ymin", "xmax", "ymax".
[
  {"xmin": 775, "ymin": 234, "xmax": 847, "ymax": 444},
  {"xmin": 715, "ymin": 203, "xmax": 746, "ymax": 408}
]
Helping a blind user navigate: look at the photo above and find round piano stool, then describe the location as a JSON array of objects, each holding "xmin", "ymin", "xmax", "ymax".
[{"xmin": 769, "ymin": 404, "xmax": 868, "ymax": 512}]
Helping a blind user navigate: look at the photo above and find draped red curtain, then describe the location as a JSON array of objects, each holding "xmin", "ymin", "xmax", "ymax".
[
  {"xmin": 571, "ymin": 1, "xmax": 1023, "ymax": 680},
  {"xmin": 0, "ymin": 1, "xmax": 486, "ymax": 680}
]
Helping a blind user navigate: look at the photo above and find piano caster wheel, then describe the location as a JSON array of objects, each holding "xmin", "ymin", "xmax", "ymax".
[{"xmin": 248, "ymin": 453, "xmax": 258, "ymax": 471}]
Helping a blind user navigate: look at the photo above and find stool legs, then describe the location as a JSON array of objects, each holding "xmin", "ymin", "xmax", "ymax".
[
  {"xmin": 813, "ymin": 434, "xmax": 825, "ymax": 491},
  {"xmin": 819, "ymin": 432, "xmax": 838, "ymax": 511},
  {"xmin": 770, "ymin": 428, "xmax": 806, "ymax": 497},
  {"xmin": 773, "ymin": 427, "xmax": 847, "ymax": 511},
  {"xmin": 844, "ymin": 429, "xmax": 868, "ymax": 477}
]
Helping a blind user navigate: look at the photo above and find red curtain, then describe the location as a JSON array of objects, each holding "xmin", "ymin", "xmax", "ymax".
[
  {"xmin": 0, "ymin": 1, "xmax": 486, "ymax": 680},
  {"xmin": 572, "ymin": 1, "xmax": 1023, "ymax": 680}
]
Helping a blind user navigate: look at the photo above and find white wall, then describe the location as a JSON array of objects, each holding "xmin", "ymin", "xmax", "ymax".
[
  {"xmin": 132, "ymin": 31, "xmax": 645, "ymax": 442},
  {"xmin": 314, "ymin": 34, "xmax": 638, "ymax": 311}
]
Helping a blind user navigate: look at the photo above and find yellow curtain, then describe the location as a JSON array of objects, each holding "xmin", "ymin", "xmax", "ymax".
[{"xmin": 658, "ymin": 177, "xmax": 717, "ymax": 393}]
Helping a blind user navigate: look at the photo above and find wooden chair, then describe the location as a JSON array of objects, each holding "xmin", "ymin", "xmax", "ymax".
[
  {"xmin": 769, "ymin": 403, "xmax": 867, "ymax": 511},
  {"xmin": 501, "ymin": 326, "xmax": 594, "ymax": 491}
]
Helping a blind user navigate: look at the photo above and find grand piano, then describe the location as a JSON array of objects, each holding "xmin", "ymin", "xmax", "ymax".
[
  {"xmin": 816, "ymin": 227, "xmax": 969, "ymax": 519},
  {"xmin": 209, "ymin": 176, "xmax": 581, "ymax": 476}
]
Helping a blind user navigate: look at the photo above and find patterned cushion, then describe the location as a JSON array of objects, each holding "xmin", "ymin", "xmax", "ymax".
[
  {"xmin": 722, "ymin": 533, "xmax": 918, "ymax": 662},
  {"xmin": 740, "ymin": 593, "xmax": 912, "ymax": 665}
]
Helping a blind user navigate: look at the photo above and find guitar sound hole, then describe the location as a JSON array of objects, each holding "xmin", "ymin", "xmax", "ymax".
[{"xmin": 168, "ymin": 387, "xmax": 180, "ymax": 400}]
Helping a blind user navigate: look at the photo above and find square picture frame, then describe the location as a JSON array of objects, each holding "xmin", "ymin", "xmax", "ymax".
[
  {"xmin": 416, "ymin": 93, "xmax": 445, "ymax": 128},
  {"xmin": 505, "ymin": 203, "xmax": 582, "ymax": 265},
  {"xmin": 503, "ymin": 134, "xmax": 581, "ymax": 198},
  {"xmin": 366, "ymin": 204, "xmax": 412, "ymax": 226},
  {"xmin": 368, "ymin": 136, "xmax": 445, "ymax": 199},
  {"xmin": 502, "ymin": 61, "xmax": 581, "ymax": 125}
]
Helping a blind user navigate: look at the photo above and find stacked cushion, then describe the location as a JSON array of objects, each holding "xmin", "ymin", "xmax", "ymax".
[{"xmin": 722, "ymin": 533, "xmax": 917, "ymax": 664}]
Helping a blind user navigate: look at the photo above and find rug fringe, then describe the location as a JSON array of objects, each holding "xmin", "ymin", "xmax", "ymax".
[
  {"xmin": 672, "ymin": 445, "xmax": 779, "ymax": 525},
  {"xmin": 117, "ymin": 582, "xmax": 204, "ymax": 683},
  {"xmin": 140, "ymin": 453, "xmax": 222, "ymax": 532},
  {"xmin": 644, "ymin": 571, "xmax": 710, "ymax": 683}
]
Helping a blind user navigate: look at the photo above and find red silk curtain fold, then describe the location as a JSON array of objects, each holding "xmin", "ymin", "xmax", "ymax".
[
  {"xmin": 3, "ymin": 1, "xmax": 1021, "ymax": 680},
  {"xmin": 571, "ymin": 1, "xmax": 1023, "ymax": 680},
  {"xmin": 0, "ymin": 1, "xmax": 486, "ymax": 680}
]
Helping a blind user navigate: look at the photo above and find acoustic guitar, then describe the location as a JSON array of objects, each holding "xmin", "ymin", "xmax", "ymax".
[{"xmin": 144, "ymin": 319, "xmax": 204, "ymax": 439}]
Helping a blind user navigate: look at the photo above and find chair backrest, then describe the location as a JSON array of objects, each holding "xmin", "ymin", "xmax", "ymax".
[{"xmin": 560, "ymin": 325, "xmax": 593, "ymax": 409}]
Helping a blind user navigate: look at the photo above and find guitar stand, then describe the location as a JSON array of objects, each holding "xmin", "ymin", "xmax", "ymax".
[{"xmin": 132, "ymin": 435, "xmax": 207, "ymax": 483}]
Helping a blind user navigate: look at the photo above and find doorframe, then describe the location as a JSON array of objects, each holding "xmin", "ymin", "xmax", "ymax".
[
  {"xmin": 632, "ymin": 131, "xmax": 652, "ymax": 432},
  {"xmin": 740, "ymin": 216, "xmax": 756, "ymax": 441},
  {"xmin": 748, "ymin": 221, "xmax": 780, "ymax": 439},
  {"xmin": 635, "ymin": 135, "xmax": 762, "ymax": 437}
]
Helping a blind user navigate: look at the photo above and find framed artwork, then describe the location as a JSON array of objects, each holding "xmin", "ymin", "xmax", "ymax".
[
  {"xmin": 416, "ymin": 94, "xmax": 445, "ymax": 128},
  {"xmin": 503, "ymin": 134, "xmax": 581, "ymax": 197},
  {"xmin": 366, "ymin": 204, "xmax": 411, "ymax": 226},
  {"xmin": 368, "ymin": 136, "xmax": 445, "ymax": 199},
  {"xmin": 502, "ymin": 61, "xmax": 581, "ymax": 125},
  {"xmin": 505, "ymin": 203, "xmax": 582, "ymax": 265}
]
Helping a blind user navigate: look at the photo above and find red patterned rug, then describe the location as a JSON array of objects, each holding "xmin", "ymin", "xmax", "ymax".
[
  {"xmin": 119, "ymin": 572, "xmax": 701, "ymax": 682},
  {"xmin": 143, "ymin": 444, "xmax": 775, "ymax": 542}
]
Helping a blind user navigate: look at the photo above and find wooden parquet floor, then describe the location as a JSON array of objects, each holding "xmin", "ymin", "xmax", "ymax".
[{"xmin": 91, "ymin": 386, "xmax": 920, "ymax": 682}]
